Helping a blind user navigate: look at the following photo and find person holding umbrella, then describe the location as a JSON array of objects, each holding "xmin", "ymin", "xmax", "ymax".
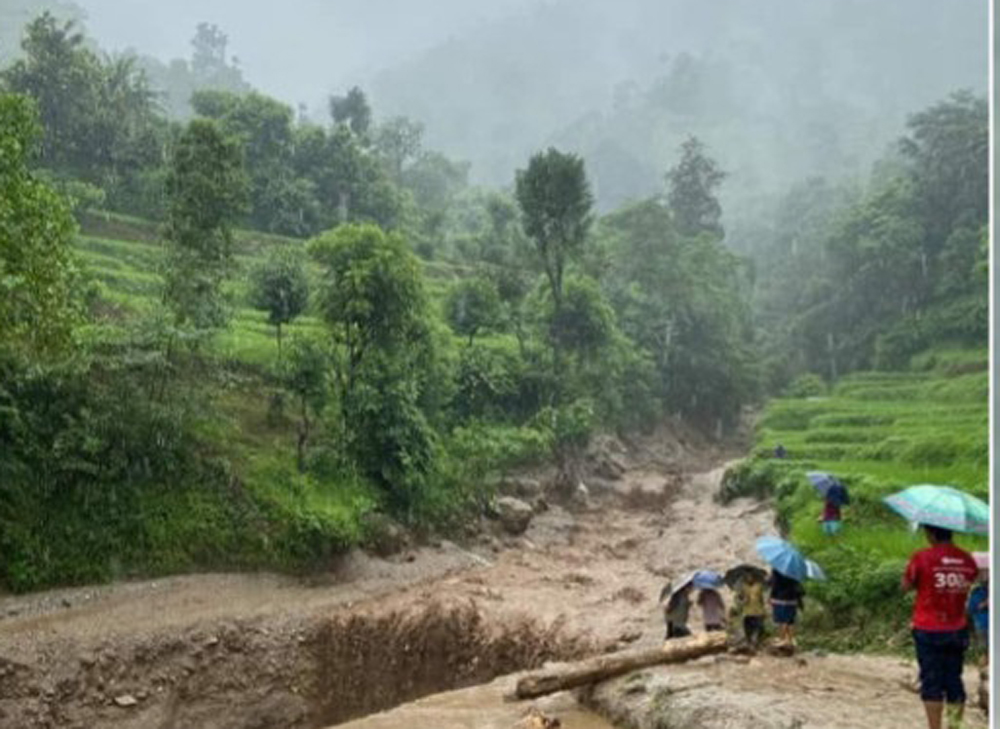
[
  {"xmin": 697, "ymin": 586, "xmax": 727, "ymax": 632},
  {"xmin": 755, "ymin": 537, "xmax": 823, "ymax": 650},
  {"xmin": 661, "ymin": 580, "xmax": 694, "ymax": 640},
  {"xmin": 808, "ymin": 472, "xmax": 849, "ymax": 536},
  {"xmin": 769, "ymin": 568, "xmax": 805, "ymax": 648},
  {"xmin": 885, "ymin": 485, "xmax": 986, "ymax": 729},
  {"xmin": 661, "ymin": 570, "xmax": 724, "ymax": 639}
]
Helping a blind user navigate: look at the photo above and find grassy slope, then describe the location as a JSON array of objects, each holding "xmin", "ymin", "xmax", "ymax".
[
  {"xmin": 721, "ymin": 348, "xmax": 988, "ymax": 651},
  {"xmin": 47, "ymin": 215, "xmax": 384, "ymax": 587},
  {"xmin": 10, "ymin": 210, "xmax": 495, "ymax": 591}
]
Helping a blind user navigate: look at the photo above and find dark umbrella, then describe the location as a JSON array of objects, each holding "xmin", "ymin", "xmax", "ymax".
[
  {"xmin": 724, "ymin": 563, "xmax": 768, "ymax": 588},
  {"xmin": 807, "ymin": 471, "xmax": 850, "ymax": 506}
]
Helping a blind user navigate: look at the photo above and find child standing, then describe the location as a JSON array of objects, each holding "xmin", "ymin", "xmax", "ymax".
[
  {"xmin": 737, "ymin": 572, "xmax": 767, "ymax": 649},
  {"xmin": 770, "ymin": 569, "xmax": 805, "ymax": 648},
  {"xmin": 697, "ymin": 588, "xmax": 727, "ymax": 632}
]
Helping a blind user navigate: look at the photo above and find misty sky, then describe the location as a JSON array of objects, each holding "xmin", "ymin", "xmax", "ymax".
[
  {"xmin": 59, "ymin": 0, "xmax": 989, "ymax": 207},
  {"xmin": 77, "ymin": 0, "xmax": 543, "ymax": 105}
]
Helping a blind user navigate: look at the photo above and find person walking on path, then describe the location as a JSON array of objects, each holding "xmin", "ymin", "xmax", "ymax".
[
  {"xmin": 903, "ymin": 524, "xmax": 978, "ymax": 729},
  {"xmin": 663, "ymin": 583, "xmax": 693, "ymax": 639},
  {"xmin": 736, "ymin": 572, "xmax": 767, "ymax": 650},
  {"xmin": 697, "ymin": 588, "xmax": 727, "ymax": 632},
  {"xmin": 769, "ymin": 569, "xmax": 804, "ymax": 648}
]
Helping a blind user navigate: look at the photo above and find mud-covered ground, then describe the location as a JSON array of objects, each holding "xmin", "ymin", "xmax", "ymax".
[{"xmin": 0, "ymin": 423, "xmax": 987, "ymax": 729}]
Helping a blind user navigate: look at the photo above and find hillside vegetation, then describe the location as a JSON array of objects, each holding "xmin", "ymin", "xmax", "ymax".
[{"xmin": 721, "ymin": 349, "xmax": 988, "ymax": 650}]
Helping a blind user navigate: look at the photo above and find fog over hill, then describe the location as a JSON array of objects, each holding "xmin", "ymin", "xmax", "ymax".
[
  {"xmin": 368, "ymin": 0, "xmax": 987, "ymax": 217},
  {"xmin": 6, "ymin": 0, "xmax": 988, "ymax": 220}
]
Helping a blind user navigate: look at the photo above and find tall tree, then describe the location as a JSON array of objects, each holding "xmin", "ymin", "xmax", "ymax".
[
  {"xmin": 163, "ymin": 119, "xmax": 247, "ymax": 329},
  {"xmin": 3, "ymin": 13, "xmax": 164, "ymax": 207},
  {"xmin": 445, "ymin": 276, "xmax": 502, "ymax": 345},
  {"xmin": 309, "ymin": 223, "xmax": 435, "ymax": 514},
  {"xmin": 329, "ymin": 86, "xmax": 372, "ymax": 137},
  {"xmin": 282, "ymin": 336, "xmax": 329, "ymax": 473},
  {"xmin": 665, "ymin": 136, "xmax": 726, "ymax": 238},
  {"xmin": 248, "ymin": 247, "xmax": 310, "ymax": 357},
  {"xmin": 2, "ymin": 12, "xmax": 101, "ymax": 175},
  {"xmin": 515, "ymin": 148, "xmax": 594, "ymax": 314},
  {"xmin": 191, "ymin": 22, "xmax": 231, "ymax": 82},
  {"xmin": 374, "ymin": 115, "xmax": 424, "ymax": 182},
  {"xmin": 192, "ymin": 89, "xmax": 309, "ymax": 234},
  {"xmin": 0, "ymin": 93, "xmax": 81, "ymax": 358}
]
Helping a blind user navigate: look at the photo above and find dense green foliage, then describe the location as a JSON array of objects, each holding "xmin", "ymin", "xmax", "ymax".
[
  {"xmin": 721, "ymin": 348, "xmax": 987, "ymax": 651},
  {"xmin": 0, "ymin": 93, "xmax": 82, "ymax": 357}
]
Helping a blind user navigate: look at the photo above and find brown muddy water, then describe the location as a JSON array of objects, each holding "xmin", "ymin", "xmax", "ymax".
[{"xmin": 334, "ymin": 675, "xmax": 617, "ymax": 729}]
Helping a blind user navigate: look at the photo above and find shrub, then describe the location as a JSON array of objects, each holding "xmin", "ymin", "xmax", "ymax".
[{"xmin": 784, "ymin": 373, "xmax": 827, "ymax": 398}]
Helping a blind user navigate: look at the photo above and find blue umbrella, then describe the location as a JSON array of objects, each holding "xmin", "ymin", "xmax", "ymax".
[
  {"xmin": 664, "ymin": 570, "xmax": 724, "ymax": 606},
  {"xmin": 691, "ymin": 570, "xmax": 724, "ymax": 589},
  {"xmin": 805, "ymin": 559, "xmax": 827, "ymax": 581},
  {"xmin": 807, "ymin": 471, "xmax": 850, "ymax": 506},
  {"xmin": 755, "ymin": 536, "xmax": 808, "ymax": 581}
]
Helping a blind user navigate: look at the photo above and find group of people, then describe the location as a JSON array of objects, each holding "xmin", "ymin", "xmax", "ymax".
[
  {"xmin": 660, "ymin": 520, "xmax": 989, "ymax": 729},
  {"xmin": 660, "ymin": 464, "xmax": 990, "ymax": 729},
  {"xmin": 662, "ymin": 566, "xmax": 806, "ymax": 651}
]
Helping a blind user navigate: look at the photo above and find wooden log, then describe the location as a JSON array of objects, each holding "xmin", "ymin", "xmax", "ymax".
[{"xmin": 514, "ymin": 632, "xmax": 727, "ymax": 700}]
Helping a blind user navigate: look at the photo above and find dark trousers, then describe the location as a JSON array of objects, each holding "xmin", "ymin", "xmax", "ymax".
[
  {"xmin": 744, "ymin": 615, "xmax": 764, "ymax": 646},
  {"xmin": 913, "ymin": 628, "xmax": 969, "ymax": 703}
]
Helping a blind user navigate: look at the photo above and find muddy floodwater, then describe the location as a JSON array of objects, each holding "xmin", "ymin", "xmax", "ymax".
[{"xmin": 334, "ymin": 675, "xmax": 617, "ymax": 729}]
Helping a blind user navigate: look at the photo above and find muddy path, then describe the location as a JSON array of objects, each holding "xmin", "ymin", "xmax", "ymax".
[{"xmin": 0, "ymin": 429, "xmax": 987, "ymax": 729}]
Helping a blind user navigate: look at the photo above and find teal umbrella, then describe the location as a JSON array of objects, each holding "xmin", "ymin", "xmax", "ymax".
[{"xmin": 883, "ymin": 485, "xmax": 989, "ymax": 536}]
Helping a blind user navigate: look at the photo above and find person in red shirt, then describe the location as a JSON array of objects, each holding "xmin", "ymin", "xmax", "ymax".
[
  {"xmin": 902, "ymin": 524, "xmax": 978, "ymax": 729},
  {"xmin": 817, "ymin": 497, "xmax": 843, "ymax": 536}
]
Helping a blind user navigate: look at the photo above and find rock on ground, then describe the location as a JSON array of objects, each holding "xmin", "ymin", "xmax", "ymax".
[{"xmin": 495, "ymin": 497, "xmax": 534, "ymax": 535}]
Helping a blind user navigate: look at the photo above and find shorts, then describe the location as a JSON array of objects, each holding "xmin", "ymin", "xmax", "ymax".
[
  {"xmin": 773, "ymin": 603, "xmax": 797, "ymax": 625},
  {"xmin": 822, "ymin": 520, "xmax": 842, "ymax": 535},
  {"xmin": 912, "ymin": 629, "xmax": 969, "ymax": 703}
]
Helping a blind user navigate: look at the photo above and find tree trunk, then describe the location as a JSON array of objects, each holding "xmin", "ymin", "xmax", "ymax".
[
  {"xmin": 296, "ymin": 398, "xmax": 310, "ymax": 473},
  {"xmin": 513, "ymin": 632, "xmax": 726, "ymax": 700}
]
